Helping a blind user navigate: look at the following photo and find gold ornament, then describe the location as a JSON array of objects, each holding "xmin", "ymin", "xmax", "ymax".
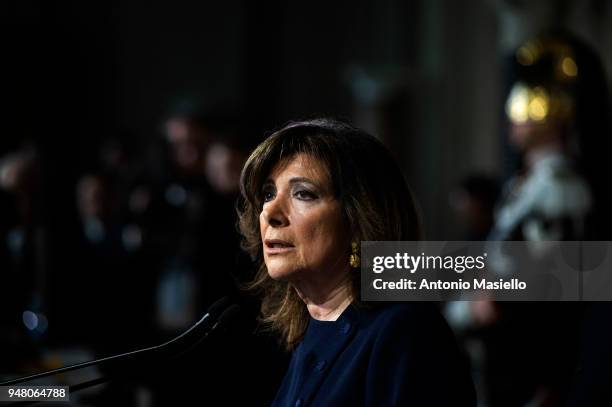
[{"xmin": 349, "ymin": 242, "xmax": 360, "ymax": 269}]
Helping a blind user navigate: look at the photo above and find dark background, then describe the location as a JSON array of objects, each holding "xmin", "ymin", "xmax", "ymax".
[{"xmin": 3, "ymin": 0, "xmax": 612, "ymax": 237}]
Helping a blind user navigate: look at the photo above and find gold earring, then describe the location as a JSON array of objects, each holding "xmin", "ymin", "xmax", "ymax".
[{"xmin": 349, "ymin": 242, "xmax": 360, "ymax": 268}]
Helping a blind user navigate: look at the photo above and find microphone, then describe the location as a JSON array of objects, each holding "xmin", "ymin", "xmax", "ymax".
[{"xmin": 0, "ymin": 297, "xmax": 240, "ymax": 387}]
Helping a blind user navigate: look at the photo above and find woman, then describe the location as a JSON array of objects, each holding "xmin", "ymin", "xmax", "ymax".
[{"xmin": 238, "ymin": 118, "xmax": 475, "ymax": 406}]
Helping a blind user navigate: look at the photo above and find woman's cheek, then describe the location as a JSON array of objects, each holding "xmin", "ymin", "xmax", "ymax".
[{"xmin": 291, "ymin": 200, "xmax": 313, "ymax": 217}]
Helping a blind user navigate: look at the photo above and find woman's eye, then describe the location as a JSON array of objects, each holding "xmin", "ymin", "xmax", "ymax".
[
  {"xmin": 294, "ymin": 190, "xmax": 317, "ymax": 201},
  {"xmin": 263, "ymin": 191, "xmax": 274, "ymax": 202},
  {"xmin": 262, "ymin": 189, "xmax": 275, "ymax": 202}
]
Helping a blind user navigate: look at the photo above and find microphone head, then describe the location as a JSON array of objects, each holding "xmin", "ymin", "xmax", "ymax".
[
  {"xmin": 155, "ymin": 303, "xmax": 241, "ymax": 364},
  {"xmin": 205, "ymin": 297, "xmax": 232, "ymax": 320},
  {"xmin": 158, "ymin": 297, "xmax": 235, "ymax": 356},
  {"xmin": 214, "ymin": 304, "xmax": 241, "ymax": 331}
]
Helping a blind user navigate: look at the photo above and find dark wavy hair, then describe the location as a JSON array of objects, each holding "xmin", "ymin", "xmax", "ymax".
[{"xmin": 238, "ymin": 118, "xmax": 421, "ymax": 350}]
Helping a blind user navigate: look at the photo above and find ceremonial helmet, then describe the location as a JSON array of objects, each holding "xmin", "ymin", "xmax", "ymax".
[{"xmin": 505, "ymin": 32, "xmax": 580, "ymax": 127}]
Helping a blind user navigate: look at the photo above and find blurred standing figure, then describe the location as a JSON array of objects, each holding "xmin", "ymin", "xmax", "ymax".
[
  {"xmin": 482, "ymin": 30, "xmax": 611, "ymax": 407},
  {"xmin": 203, "ymin": 139, "xmax": 252, "ymax": 282},
  {"xmin": 490, "ymin": 32, "xmax": 593, "ymax": 242},
  {"xmin": 146, "ymin": 110, "xmax": 240, "ymax": 333},
  {"xmin": 154, "ymin": 112, "xmax": 214, "ymax": 331},
  {"xmin": 204, "ymin": 141, "xmax": 246, "ymax": 197},
  {"xmin": 164, "ymin": 112, "xmax": 212, "ymax": 177}
]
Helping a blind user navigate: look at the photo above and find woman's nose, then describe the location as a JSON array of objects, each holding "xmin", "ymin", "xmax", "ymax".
[{"xmin": 261, "ymin": 195, "xmax": 289, "ymax": 228}]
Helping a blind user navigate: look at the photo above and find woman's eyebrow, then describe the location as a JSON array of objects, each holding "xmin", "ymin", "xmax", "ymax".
[
  {"xmin": 262, "ymin": 176, "xmax": 325, "ymax": 190},
  {"xmin": 289, "ymin": 177, "xmax": 320, "ymax": 188}
]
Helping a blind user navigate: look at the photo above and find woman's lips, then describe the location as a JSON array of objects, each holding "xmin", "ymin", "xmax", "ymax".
[{"xmin": 264, "ymin": 239, "xmax": 295, "ymax": 254}]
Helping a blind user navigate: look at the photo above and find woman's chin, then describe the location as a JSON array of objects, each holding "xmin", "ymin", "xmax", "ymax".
[
  {"xmin": 267, "ymin": 269, "xmax": 292, "ymax": 281},
  {"xmin": 266, "ymin": 265, "xmax": 303, "ymax": 282}
]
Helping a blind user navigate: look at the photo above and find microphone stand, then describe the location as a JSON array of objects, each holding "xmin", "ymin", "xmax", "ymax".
[{"xmin": 0, "ymin": 297, "xmax": 240, "ymax": 404}]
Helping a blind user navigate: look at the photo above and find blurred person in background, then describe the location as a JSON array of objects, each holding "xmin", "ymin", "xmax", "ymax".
[
  {"xmin": 204, "ymin": 137, "xmax": 254, "ymax": 283},
  {"xmin": 476, "ymin": 30, "xmax": 611, "ymax": 406},
  {"xmin": 204, "ymin": 140, "xmax": 246, "ymax": 197},
  {"xmin": 164, "ymin": 111, "xmax": 212, "ymax": 178},
  {"xmin": 137, "ymin": 107, "xmax": 226, "ymax": 333},
  {"xmin": 490, "ymin": 34, "xmax": 594, "ymax": 243}
]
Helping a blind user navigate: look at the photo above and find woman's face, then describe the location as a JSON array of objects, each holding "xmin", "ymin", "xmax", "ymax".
[{"xmin": 259, "ymin": 154, "xmax": 350, "ymax": 283}]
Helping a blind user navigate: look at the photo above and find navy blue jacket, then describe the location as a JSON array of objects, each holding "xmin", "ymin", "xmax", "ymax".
[{"xmin": 272, "ymin": 303, "xmax": 475, "ymax": 407}]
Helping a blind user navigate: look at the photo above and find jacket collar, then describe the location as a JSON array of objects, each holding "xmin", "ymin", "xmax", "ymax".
[{"xmin": 299, "ymin": 304, "xmax": 360, "ymax": 406}]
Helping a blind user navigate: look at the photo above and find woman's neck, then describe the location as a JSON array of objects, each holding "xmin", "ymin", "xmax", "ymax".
[{"xmin": 293, "ymin": 275, "xmax": 353, "ymax": 321}]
